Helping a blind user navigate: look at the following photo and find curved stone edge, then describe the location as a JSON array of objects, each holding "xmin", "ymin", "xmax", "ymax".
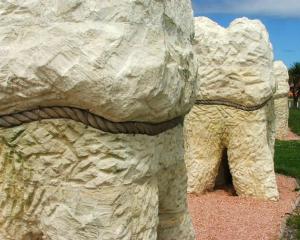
[{"xmin": 0, "ymin": 106, "xmax": 183, "ymax": 136}]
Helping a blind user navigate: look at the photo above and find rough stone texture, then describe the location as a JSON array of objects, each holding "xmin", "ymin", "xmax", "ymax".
[
  {"xmin": 267, "ymin": 99, "xmax": 276, "ymax": 158},
  {"xmin": 0, "ymin": 1, "xmax": 196, "ymax": 239},
  {"xmin": 193, "ymin": 17, "xmax": 275, "ymax": 106},
  {"xmin": 273, "ymin": 61, "xmax": 290, "ymax": 139},
  {"xmin": 184, "ymin": 17, "xmax": 278, "ymax": 200},
  {"xmin": 184, "ymin": 105, "xmax": 278, "ymax": 200},
  {"xmin": 0, "ymin": 0, "xmax": 195, "ymax": 123},
  {"xmin": 0, "ymin": 120, "xmax": 194, "ymax": 240}
]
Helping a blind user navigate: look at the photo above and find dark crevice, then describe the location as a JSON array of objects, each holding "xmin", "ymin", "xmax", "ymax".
[{"xmin": 214, "ymin": 148, "xmax": 236, "ymax": 195}]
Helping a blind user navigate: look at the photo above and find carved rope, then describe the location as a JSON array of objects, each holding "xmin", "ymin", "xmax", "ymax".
[
  {"xmin": 195, "ymin": 97, "xmax": 273, "ymax": 111},
  {"xmin": 273, "ymin": 93, "xmax": 288, "ymax": 100},
  {"xmin": 0, "ymin": 106, "xmax": 183, "ymax": 136}
]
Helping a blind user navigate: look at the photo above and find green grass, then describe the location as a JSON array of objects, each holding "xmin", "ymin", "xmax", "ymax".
[
  {"xmin": 289, "ymin": 108, "xmax": 300, "ymax": 135},
  {"xmin": 286, "ymin": 215, "xmax": 300, "ymax": 239},
  {"xmin": 275, "ymin": 109, "xmax": 300, "ymax": 239},
  {"xmin": 274, "ymin": 140, "xmax": 300, "ymax": 179},
  {"xmin": 276, "ymin": 109, "xmax": 300, "ymax": 179}
]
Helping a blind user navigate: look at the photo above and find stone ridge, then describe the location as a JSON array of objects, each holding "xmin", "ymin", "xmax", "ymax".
[
  {"xmin": 0, "ymin": 0, "xmax": 196, "ymax": 123},
  {"xmin": 193, "ymin": 16, "xmax": 275, "ymax": 106},
  {"xmin": 273, "ymin": 60, "xmax": 290, "ymax": 139},
  {"xmin": 273, "ymin": 61, "xmax": 290, "ymax": 97}
]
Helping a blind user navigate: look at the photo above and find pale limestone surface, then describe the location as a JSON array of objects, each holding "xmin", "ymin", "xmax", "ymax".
[
  {"xmin": 184, "ymin": 17, "xmax": 278, "ymax": 200},
  {"xmin": 185, "ymin": 104, "xmax": 278, "ymax": 200},
  {"xmin": 273, "ymin": 61, "xmax": 290, "ymax": 139},
  {"xmin": 193, "ymin": 17, "xmax": 275, "ymax": 105},
  {"xmin": 0, "ymin": 1, "xmax": 196, "ymax": 239},
  {"xmin": 0, "ymin": 0, "xmax": 195, "ymax": 123},
  {"xmin": 0, "ymin": 120, "xmax": 194, "ymax": 240}
]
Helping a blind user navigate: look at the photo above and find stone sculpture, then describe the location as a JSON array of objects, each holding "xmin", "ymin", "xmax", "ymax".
[
  {"xmin": 273, "ymin": 61, "xmax": 290, "ymax": 139},
  {"xmin": 184, "ymin": 17, "xmax": 279, "ymax": 201},
  {"xmin": 0, "ymin": 1, "xmax": 196, "ymax": 239}
]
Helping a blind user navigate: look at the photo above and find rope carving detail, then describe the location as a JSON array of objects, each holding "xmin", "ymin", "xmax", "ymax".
[
  {"xmin": 195, "ymin": 96, "xmax": 273, "ymax": 111},
  {"xmin": 0, "ymin": 106, "xmax": 182, "ymax": 136},
  {"xmin": 273, "ymin": 93, "xmax": 288, "ymax": 100}
]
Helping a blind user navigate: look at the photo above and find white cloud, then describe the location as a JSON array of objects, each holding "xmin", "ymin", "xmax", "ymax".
[{"xmin": 194, "ymin": 0, "xmax": 300, "ymax": 17}]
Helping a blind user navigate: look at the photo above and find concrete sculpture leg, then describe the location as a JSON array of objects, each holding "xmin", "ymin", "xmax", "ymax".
[
  {"xmin": 185, "ymin": 105, "xmax": 279, "ymax": 200},
  {"xmin": 274, "ymin": 97, "xmax": 289, "ymax": 139},
  {"xmin": 0, "ymin": 120, "xmax": 194, "ymax": 240},
  {"xmin": 157, "ymin": 129, "xmax": 195, "ymax": 240},
  {"xmin": 184, "ymin": 105, "xmax": 224, "ymax": 193},
  {"xmin": 273, "ymin": 61, "xmax": 290, "ymax": 139}
]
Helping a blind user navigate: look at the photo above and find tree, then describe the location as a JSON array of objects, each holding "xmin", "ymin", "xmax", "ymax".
[{"xmin": 289, "ymin": 62, "xmax": 300, "ymax": 108}]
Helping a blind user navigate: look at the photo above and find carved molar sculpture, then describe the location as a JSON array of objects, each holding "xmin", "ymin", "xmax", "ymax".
[
  {"xmin": 273, "ymin": 60, "xmax": 290, "ymax": 139},
  {"xmin": 0, "ymin": 0, "xmax": 195, "ymax": 123},
  {"xmin": 0, "ymin": 1, "xmax": 196, "ymax": 239},
  {"xmin": 184, "ymin": 17, "xmax": 279, "ymax": 201}
]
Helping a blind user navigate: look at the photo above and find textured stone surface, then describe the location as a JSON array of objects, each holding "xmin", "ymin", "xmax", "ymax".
[
  {"xmin": 0, "ymin": 120, "xmax": 194, "ymax": 240},
  {"xmin": 0, "ymin": 1, "xmax": 196, "ymax": 239},
  {"xmin": 193, "ymin": 17, "xmax": 275, "ymax": 106},
  {"xmin": 184, "ymin": 17, "xmax": 278, "ymax": 200},
  {"xmin": 184, "ymin": 105, "xmax": 278, "ymax": 200},
  {"xmin": 273, "ymin": 61, "xmax": 290, "ymax": 139},
  {"xmin": 0, "ymin": 0, "xmax": 195, "ymax": 123}
]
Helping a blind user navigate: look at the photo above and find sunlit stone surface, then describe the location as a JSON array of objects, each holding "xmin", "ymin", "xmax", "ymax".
[
  {"xmin": 273, "ymin": 61, "xmax": 290, "ymax": 139},
  {"xmin": 0, "ymin": 1, "xmax": 196, "ymax": 239},
  {"xmin": 0, "ymin": 0, "xmax": 195, "ymax": 123},
  {"xmin": 184, "ymin": 17, "xmax": 279, "ymax": 201}
]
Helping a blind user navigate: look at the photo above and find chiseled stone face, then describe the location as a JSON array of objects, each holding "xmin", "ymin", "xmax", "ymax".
[
  {"xmin": 273, "ymin": 61, "xmax": 290, "ymax": 139},
  {"xmin": 0, "ymin": 1, "xmax": 196, "ymax": 239},
  {"xmin": 273, "ymin": 61, "xmax": 290, "ymax": 97},
  {"xmin": 0, "ymin": 0, "xmax": 196, "ymax": 123},
  {"xmin": 184, "ymin": 17, "xmax": 278, "ymax": 201},
  {"xmin": 184, "ymin": 104, "xmax": 279, "ymax": 200},
  {"xmin": 0, "ymin": 120, "xmax": 195, "ymax": 240},
  {"xmin": 194, "ymin": 17, "xmax": 274, "ymax": 106}
]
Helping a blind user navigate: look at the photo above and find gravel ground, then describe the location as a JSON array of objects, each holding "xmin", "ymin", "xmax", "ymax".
[
  {"xmin": 188, "ymin": 175, "xmax": 299, "ymax": 240},
  {"xmin": 282, "ymin": 129, "xmax": 300, "ymax": 140}
]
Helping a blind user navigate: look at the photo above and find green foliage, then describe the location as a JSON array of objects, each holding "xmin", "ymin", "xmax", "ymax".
[
  {"xmin": 286, "ymin": 215, "xmax": 300, "ymax": 239},
  {"xmin": 289, "ymin": 109, "xmax": 300, "ymax": 135},
  {"xmin": 289, "ymin": 62, "xmax": 300, "ymax": 85},
  {"xmin": 289, "ymin": 63, "xmax": 300, "ymax": 108}
]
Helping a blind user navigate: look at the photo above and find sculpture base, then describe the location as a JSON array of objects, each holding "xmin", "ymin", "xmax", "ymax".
[
  {"xmin": 184, "ymin": 104, "xmax": 279, "ymax": 201},
  {"xmin": 0, "ymin": 120, "xmax": 194, "ymax": 240}
]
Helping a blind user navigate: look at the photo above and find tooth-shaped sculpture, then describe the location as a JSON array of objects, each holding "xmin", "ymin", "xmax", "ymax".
[
  {"xmin": 0, "ymin": 1, "xmax": 196, "ymax": 239},
  {"xmin": 184, "ymin": 17, "xmax": 279, "ymax": 201},
  {"xmin": 273, "ymin": 61, "xmax": 290, "ymax": 139}
]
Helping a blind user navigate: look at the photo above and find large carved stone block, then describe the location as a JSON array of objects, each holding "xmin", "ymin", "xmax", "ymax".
[
  {"xmin": 0, "ymin": 0, "xmax": 195, "ymax": 123},
  {"xmin": 273, "ymin": 61, "xmax": 290, "ymax": 139},
  {"xmin": 0, "ymin": 121, "xmax": 194, "ymax": 240},
  {"xmin": 185, "ymin": 17, "xmax": 279, "ymax": 200},
  {"xmin": 0, "ymin": 1, "xmax": 196, "ymax": 239}
]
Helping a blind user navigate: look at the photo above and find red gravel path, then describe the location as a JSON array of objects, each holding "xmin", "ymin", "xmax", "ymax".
[
  {"xmin": 280, "ymin": 129, "xmax": 300, "ymax": 140},
  {"xmin": 188, "ymin": 175, "xmax": 299, "ymax": 240}
]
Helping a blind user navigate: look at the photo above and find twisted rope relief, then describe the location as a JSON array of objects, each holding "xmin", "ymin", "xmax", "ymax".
[
  {"xmin": 0, "ymin": 106, "xmax": 183, "ymax": 136},
  {"xmin": 273, "ymin": 93, "xmax": 289, "ymax": 100},
  {"xmin": 195, "ymin": 96, "xmax": 273, "ymax": 111}
]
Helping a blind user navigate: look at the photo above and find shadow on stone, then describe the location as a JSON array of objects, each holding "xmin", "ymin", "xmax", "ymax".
[{"xmin": 214, "ymin": 149, "xmax": 236, "ymax": 195}]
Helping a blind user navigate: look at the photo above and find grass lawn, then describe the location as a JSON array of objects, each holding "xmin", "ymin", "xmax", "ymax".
[
  {"xmin": 275, "ymin": 141, "xmax": 300, "ymax": 179},
  {"xmin": 275, "ymin": 108, "xmax": 300, "ymax": 179},
  {"xmin": 275, "ymin": 108, "xmax": 300, "ymax": 239},
  {"xmin": 289, "ymin": 108, "xmax": 300, "ymax": 135}
]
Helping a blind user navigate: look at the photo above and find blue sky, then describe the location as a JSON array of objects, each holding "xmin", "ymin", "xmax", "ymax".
[{"xmin": 192, "ymin": 0, "xmax": 300, "ymax": 68}]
